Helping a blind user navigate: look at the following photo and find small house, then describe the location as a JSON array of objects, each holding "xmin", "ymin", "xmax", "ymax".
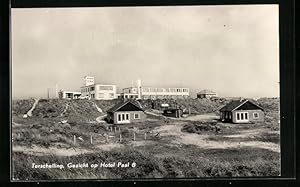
[
  {"xmin": 163, "ymin": 108, "xmax": 183, "ymax": 118},
  {"xmin": 197, "ymin": 89, "xmax": 217, "ymax": 98},
  {"xmin": 219, "ymin": 99, "xmax": 264, "ymax": 123},
  {"xmin": 106, "ymin": 100, "xmax": 146, "ymax": 124}
]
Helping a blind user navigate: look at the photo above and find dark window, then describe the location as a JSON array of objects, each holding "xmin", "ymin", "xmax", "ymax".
[
  {"xmin": 253, "ymin": 112, "xmax": 259, "ymax": 119},
  {"xmin": 237, "ymin": 113, "xmax": 240, "ymax": 120},
  {"xmin": 241, "ymin": 113, "xmax": 244, "ymax": 120},
  {"xmin": 245, "ymin": 113, "xmax": 248, "ymax": 119},
  {"xmin": 91, "ymin": 87, "xmax": 95, "ymax": 91},
  {"xmin": 118, "ymin": 114, "xmax": 121, "ymax": 121}
]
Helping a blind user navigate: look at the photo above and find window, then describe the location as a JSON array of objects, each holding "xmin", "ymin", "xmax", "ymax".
[
  {"xmin": 118, "ymin": 114, "xmax": 121, "ymax": 121},
  {"xmin": 177, "ymin": 89, "xmax": 181, "ymax": 92},
  {"xmin": 134, "ymin": 113, "xmax": 140, "ymax": 119},
  {"xmin": 142, "ymin": 88, "xmax": 150, "ymax": 92},
  {"xmin": 90, "ymin": 87, "xmax": 95, "ymax": 91},
  {"xmin": 253, "ymin": 112, "xmax": 259, "ymax": 119},
  {"xmin": 99, "ymin": 86, "xmax": 113, "ymax": 90},
  {"xmin": 91, "ymin": 94, "xmax": 95, "ymax": 98},
  {"xmin": 236, "ymin": 112, "xmax": 249, "ymax": 122}
]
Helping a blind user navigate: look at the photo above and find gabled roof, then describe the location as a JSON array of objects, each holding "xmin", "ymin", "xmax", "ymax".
[
  {"xmin": 197, "ymin": 89, "xmax": 217, "ymax": 95},
  {"xmin": 219, "ymin": 99, "xmax": 264, "ymax": 112},
  {"xmin": 107, "ymin": 100, "xmax": 144, "ymax": 113}
]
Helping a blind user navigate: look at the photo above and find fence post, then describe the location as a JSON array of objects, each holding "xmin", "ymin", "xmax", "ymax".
[
  {"xmin": 90, "ymin": 135, "xmax": 93, "ymax": 144},
  {"xmin": 73, "ymin": 135, "xmax": 76, "ymax": 146},
  {"xmin": 106, "ymin": 134, "xmax": 109, "ymax": 143},
  {"xmin": 133, "ymin": 132, "xmax": 136, "ymax": 141},
  {"xmin": 119, "ymin": 134, "xmax": 122, "ymax": 143},
  {"xmin": 114, "ymin": 127, "xmax": 116, "ymax": 133},
  {"xmin": 144, "ymin": 133, "xmax": 147, "ymax": 140}
]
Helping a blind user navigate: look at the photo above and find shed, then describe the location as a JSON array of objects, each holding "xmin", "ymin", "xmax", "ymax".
[
  {"xmin": 106, "ymin": 100, "xmax": 146, "ymax": 124},
  {"xmin": 219, "ymin": 99, "xmax": 264, "ymax": 123},
  {"xmin": 163, "ymin": 108, "xmax": 183, "ymax": 118}
]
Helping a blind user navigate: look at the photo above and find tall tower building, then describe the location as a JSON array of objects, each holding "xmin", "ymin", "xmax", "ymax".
[
  {"xmin": 137, "ymin": 78, "xmax": 142, "ymax": 100},
  {"xmin": 84, "ymin": 76, "xmax": 95, "ymax": 86}
]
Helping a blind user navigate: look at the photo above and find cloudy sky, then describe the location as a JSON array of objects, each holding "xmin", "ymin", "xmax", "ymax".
[{"xmin": 12, "ymin": 5, "xmax": 279, "ymax": 99}]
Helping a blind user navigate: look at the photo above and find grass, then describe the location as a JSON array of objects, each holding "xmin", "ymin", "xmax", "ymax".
[
  {"xmin": 12, "ymin": 146, "xmax": 280, "ymax": 180},
  {"xmin": 11, "ymin": 97, "xmax": 281, "ymax": 180}
]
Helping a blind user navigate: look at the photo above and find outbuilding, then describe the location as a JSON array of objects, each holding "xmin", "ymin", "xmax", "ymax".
[
  {"xmin": 106, "ymin": 100, "xmax": 146, "ymax": 124},
  {"xmin": 163, "ymin": 108, "xmax": 183, "ymax": 118},
  {"xmin": 219, "ymin": 99, "xmax": 264, "ymax": 123}
]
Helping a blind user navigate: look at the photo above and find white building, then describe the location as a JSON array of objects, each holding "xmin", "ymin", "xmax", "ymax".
[
  {"xmin": 197, "ymin": 89, "xmax": 217, "ymax": 98},
  {"xmin": 120, "ymin": 79, "xmax": 189, "ymax": 100},
  {"xmin": 80, "ymin": 76, "xmax": 117, "ymax": 100},
  {"xmin": 84, "ymin": 76, "xmax": 95, "ymax": 86},
  {"xmin": 58, "ymin": 91, "xmax": 81, "ymax": 99}
]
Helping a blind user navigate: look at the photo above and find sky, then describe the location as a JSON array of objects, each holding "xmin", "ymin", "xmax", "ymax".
[{"xmin": 12, "ymin": 5, "xmax": 279, "ymax": 99}]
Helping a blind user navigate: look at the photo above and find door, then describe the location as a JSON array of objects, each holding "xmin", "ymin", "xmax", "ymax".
[
  {"xmin": 117, "ymin": 113, "xmax": 130, "ymax": 124},
  {"xmin": 236, "ymin": 111, "xmax": 249, "ymax": 123}
]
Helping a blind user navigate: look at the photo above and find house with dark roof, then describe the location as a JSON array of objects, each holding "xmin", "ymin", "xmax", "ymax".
[
  {"xmin": 197, "ymin": 89, "xmax": 217, "ymax": 99},
  {"xmin": 106, "ymin": 100, "xmax": 146, "ymax": 124},
  {"xmin": 219, "ymin": 99, "xmax": 264, "ymax": 123}
]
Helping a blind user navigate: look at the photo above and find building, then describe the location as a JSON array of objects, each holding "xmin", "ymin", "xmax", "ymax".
[
  {"xmin": 84, "ymin": 76, "xmax": 95, "ymax": 86},
  {"xmin": 58, "ymin": 91, "xmax": 81, "ymax": 99},
  {"xmin": 80, "ymin": 76, "xmax": 117, "ymax": 100},
  {"xmin": 120, "ymin": 79, "xmax": 189, "ymax": 100},
  {"xmin": 47, "ymin": 83, "xmax": 59, "ymax": 99},
  {"xmin": 106, "ymin": 100, "xmax": 146, "ymax": 124},
  {"xmin": 219, "ymin": 99, "xmax": 264, "ymax": 123},
  {"xmin": 163, "ymin": 108, "xmax": 183, "ymax": 118},
  {"xmin": 197, "ymin": 89, "xmax": 217, "ymax": 98}
]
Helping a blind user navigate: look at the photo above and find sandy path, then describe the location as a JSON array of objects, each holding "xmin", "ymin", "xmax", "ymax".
[
  {"xmin": 96, "ymin": 114, "xmax": 107, "ymax": 123},
  {"xmin": 13, "ymin": 145, "xmax": 93, "ymax": 156},
  {"xmin": 60, "ymin": 103, "xmax": 69, "ymax": 117},
  {"xmin": 13, "ymin": 142, "xmax": 125, "ymax": 156},
  {"xmin": 93, "ymin": 102, "xmax": 106, "ymax": 123},
  {"xmin": 183, "ymin": 113, "xmax": 219, "ymax": 121},
  {"xmin": 93, "ymin": 102, "xmax": 103, "ymax": 113},
  {"xmin": 26, "ymin": 98, "xmax": 39, "ymax": 117},
  {"xmin": 153, "ymin": 124, "xmax": 280, "ymax": 153}
]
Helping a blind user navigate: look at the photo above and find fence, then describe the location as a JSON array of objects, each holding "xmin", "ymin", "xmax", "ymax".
[{"xmin": 12, "ymin": 126, "xmax": 161, "ymax": 147}]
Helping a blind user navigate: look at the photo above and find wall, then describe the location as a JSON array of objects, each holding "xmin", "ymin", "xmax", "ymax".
[
  {"xmin": 113, "ymin": 111, "xmax": 146, "ymax": 124},
  {"xmin": 95, "ymin": 85, "xmax": 117, "ymax": 100},
  {"xmin": 232, "ymin": 110, "xmax": 264, "ymax": 123},
  {"xmin": 81, "ymin": 84, "xmax": 117, "ymax": 100}
]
